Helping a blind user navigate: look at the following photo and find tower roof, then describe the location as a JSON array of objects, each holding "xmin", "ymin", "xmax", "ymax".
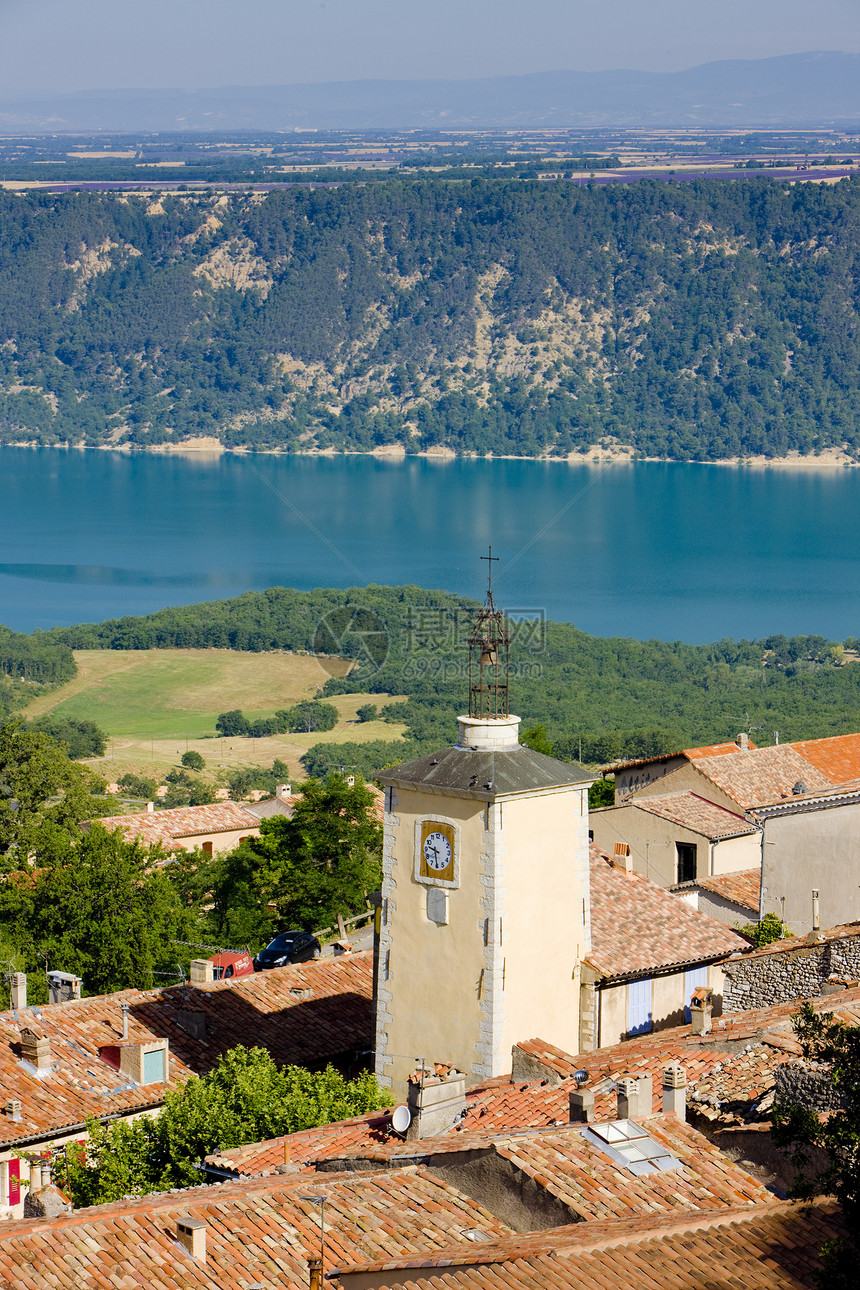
[{"xmin": 377, "ymin": 742, "xmax": 593, "ymax": 798}]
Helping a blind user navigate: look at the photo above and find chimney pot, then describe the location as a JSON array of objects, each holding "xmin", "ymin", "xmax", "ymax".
[
  {"xmin": 662, "ymin": 1064, "xmax": 687, "ymax": 1119},
  {"xmin": 308, "ymin": 1257, "xmax": 323, "ymax": 1290},
  {"xmin": 146, "ymin": 800, "xmax": 155, "ymax": 813},
  {"xmin": 612, "ymin": 843, "xmax": 633, "ymax": 872},
  {"xmin": 189, "ymin": 958, "xmax": 215, "ymax": 985},
  {"xmin": 278, "ymin": 783, "xmax": 292, "ymax": 799},
  {"xmin": 20, "ymin": 1027, "xmax": 53, "ymax": 1072},
  {"xmin": 176, "ymin": 1216, "xmax": 206, "ymax": 1262},
  {"xmin": 689, "ymin": 987, "xmax": 714, "ymax": 1035},
  {"xmin": 4, "ymin": 1099, "xmax": 22, "ymax": 1123},
  {"xmin": 569, "ymin": 1088, "xmax": 595, "ymax": 1123},
  {"xmin": 616, "ymin": 1074, "xmax": 653, "ymax": 1120},
  {"xmin": 10, "ymin": 972, "xmax": 26, "ymax": 1011},
  {"xmin": 737, "ymin": 732, "xmax": 749, "ymax": 750}
]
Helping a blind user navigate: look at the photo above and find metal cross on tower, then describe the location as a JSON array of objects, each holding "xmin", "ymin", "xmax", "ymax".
[{"xmin": 468, "ymin": 546, "xmax": 510, "ymax": 718}]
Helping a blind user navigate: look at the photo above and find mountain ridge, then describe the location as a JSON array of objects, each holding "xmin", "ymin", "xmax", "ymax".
[{"xmin": 1, "ymin": 52, "xmax": 859, "ymax": 132}]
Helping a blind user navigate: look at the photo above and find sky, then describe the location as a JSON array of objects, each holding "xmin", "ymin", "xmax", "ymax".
[{"xmin": 1, "ymin": 0, "xmax": 859, "ymax": 96}]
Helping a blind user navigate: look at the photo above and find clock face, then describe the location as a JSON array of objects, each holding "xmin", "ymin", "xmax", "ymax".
[{"xmin": 423, "ymin": 831, "xmax": 453, "ymax": 870}]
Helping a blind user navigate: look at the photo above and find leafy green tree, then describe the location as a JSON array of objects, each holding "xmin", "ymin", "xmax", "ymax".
[
  {"xmin": 117, "ymin": 772, "xmax": 158, "ymax": 799},
  {"xmin": 215, "ymin": 709, "xmax": 249, "ymax": 737},
  {"xmin": 286, "ymin": 700, "xmax": 339, "ymax": 733},
  {"xmin": 355, "ymin": 703, "xmax": 378, "ymax": 723},
  {"xmin": 773, "ymin": 1003, "xmax": 860, "ymax": 1287},
  {"xmin": 57, "ymin": 1047, "xmax": 392, "ymax": 1205},
  {"xmin": 181, "ymin": 750, "xmax": 205, "ymax": 771},
  {"xmin": 520, "ymin": 723, "xmax": 553, "ymax": 756},
  {"xmin": 213, "ymin": 773, "xmax": 382, "ymax": 936},
  {"xmin": 24, "ymin": 717, "xmax": 107, "ymax": 759},
  {"xmin": 26, "ymin": 825, "xmax": 188, "ymax": 994},
  {"xmin": 735, "ymin": 912, "xmax": 788, "ymax": 947},
  {"xmin": 588, "ymin": 778, "xmax": 615, "ymax": 809},
  {"xmin": 0, "ymin": 722, "xmax": 109, "ymax": 866}
]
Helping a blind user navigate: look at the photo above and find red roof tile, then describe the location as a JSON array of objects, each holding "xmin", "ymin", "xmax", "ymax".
[
  {"xmin": 633, "ymin": 791, "xmax": 757, "ymax": 839},
  {"xmin": 588, "ymin": 850, "xmax": 747, "ymax": 978},
  {"xmin": 791, "ymin": 731, "xmax": 860, "ymax": 784},
  {"xmin": 354, "ymin": 1198, "xmax": 841, "ymax": 1290},
  {"xmin": 94, "ymin": 800, "xmax": 260, "ymax": 847},
  {"xmin": 0, "ymin": 952, "xmax": 373, "ymax": 1147},
  {"xmin": 697, "ymin": 869, "xmax": 761, "ymax": 913},
  {"xmin": 689, "ymin": 745, "xmax": 834, "ymax": 809},
  {"xmin": 0, "ymin": 1165, "xmax": 514, "ymax": 1290}
]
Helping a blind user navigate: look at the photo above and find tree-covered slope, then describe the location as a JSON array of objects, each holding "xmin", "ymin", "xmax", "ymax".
[
  {"xmin": 3, "ymin": 176, "xmax": 860, "ymax": 458},
  {"xmin": 44, "ymin": 585, "xmax": 860, "ymax": 768}
]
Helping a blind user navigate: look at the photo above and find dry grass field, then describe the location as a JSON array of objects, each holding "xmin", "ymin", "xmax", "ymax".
[{"xmin": 21, "ymin": 650, "xmax": 408, "ymax": 783}]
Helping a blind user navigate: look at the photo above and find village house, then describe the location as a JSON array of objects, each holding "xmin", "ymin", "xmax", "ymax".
[
  {"xmin": 90, "ymin": 799, "xmax": 263, "ymax": 856},
  {"xmin": 0, "ymin": 952, "xmax": 373, "ymax": 1217},
  {"xmin": 582, "ymin": 847, "xmax": 747, "ymax": 1047}
]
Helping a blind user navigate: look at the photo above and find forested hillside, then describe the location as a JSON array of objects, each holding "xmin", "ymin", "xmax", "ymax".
[
  {"xmin": 2, "ymin": 177, "xmax": 860, "ymax": 459},
  {"xmin": 44, "ymin": 585, "xmax": 860, "ymax": 773}
]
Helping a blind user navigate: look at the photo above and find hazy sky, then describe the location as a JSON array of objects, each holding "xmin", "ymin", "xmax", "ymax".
[{"xmin": 1, "ymin": 0, "xmax": 859, "ymax": 96}]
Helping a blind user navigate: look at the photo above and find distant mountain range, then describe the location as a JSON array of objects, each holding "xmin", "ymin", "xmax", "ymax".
[{"xmin": 1, "ymin": 52, "xmax": 859, "ymax": 133}]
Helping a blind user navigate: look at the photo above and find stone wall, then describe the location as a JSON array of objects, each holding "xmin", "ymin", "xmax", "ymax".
[
  {"xmin": 723, "ymin": 932, "xmax": 860, "ymax": 1012},
  {"xmin": 775, "ymin": 1061, "xmax": 846, "ymax": 1114}
]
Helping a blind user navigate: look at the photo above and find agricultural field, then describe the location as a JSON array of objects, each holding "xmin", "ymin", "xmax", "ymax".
[{"xmin": 21, "ymin": 649, "xmax": 407, "ymax": 783}]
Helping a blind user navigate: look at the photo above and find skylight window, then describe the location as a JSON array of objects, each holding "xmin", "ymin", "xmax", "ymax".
[{"xmin": 582, "ymin": 1120, "xmax": 683, "ymax": 1176}]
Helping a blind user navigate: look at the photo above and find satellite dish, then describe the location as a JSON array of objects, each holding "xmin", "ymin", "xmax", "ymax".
[{"xmin": 391, "ymin": 1104, "xmax": 412, "ymax": 1134}]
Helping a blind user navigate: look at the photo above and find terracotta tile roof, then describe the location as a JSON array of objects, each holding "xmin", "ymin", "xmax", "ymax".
[
  {"xmin": 94, "ymin": 800, "xmax": 260, "ymax": 846},
  {"xmin": 0, "ymin": 1165, "xmax": 514, "ymax": 1290},
  {"xmin": 206, "ymin": 1107, "xmax": 397, "ymax": 1176},
  {"xmin": 587, "ymin": 850, "xmax": 748, "ymax": 978},
  {"xmin": 791, "ymin": 731, "xmax": 860, "ymax": 784},
  {"xmin": 696, "ymin": 868, "xmax": 761, "ymax": 913},
  {"xmin": 689, "ymin": 745, "xmax": 834, "ymax": 809},
  {"xmin": 356, "ymin": 1198, "xmax": 842, "ymax": 1290},
  {"xmin": 606, "ymin": 740, "xmax": 756, "ymax": 773},
  {"xmin": 0, "ymin": 952, "xmax": 373, "ymax": 1147},
  {"xmin": 632, "ymin": 790, "xmax": 757, "ymax": 839}
]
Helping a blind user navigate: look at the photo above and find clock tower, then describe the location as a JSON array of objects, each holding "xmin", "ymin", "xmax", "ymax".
[{"xmin": 375, "ymin": 559, "xmax": 593, "ymax": 1092}]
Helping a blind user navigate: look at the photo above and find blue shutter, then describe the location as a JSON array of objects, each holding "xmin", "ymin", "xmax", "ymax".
[
  {"xmin": 143, "ymin": 1047, "xmax": 166, "ymax": 1084},
  {"xmin": 685, "ymin": 966, "xmax": 708, "ymax": 1022},
  {"xmin": 628, "ymin": 978, "xmax": 653, "ymax": 1036}
]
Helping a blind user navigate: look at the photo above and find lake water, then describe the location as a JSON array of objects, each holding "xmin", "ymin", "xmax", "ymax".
[{"xmin": 2, "ymin": 447, "xmax": 860, "ymax": 644}]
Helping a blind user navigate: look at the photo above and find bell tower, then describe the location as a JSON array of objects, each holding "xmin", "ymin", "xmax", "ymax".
[{"xmin": 375, "ymin": 553, "xmax": 594, "ymax": 1093}]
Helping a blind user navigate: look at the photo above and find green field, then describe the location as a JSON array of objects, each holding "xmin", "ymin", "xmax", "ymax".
[{"xmin": 22, "ymin": 649, "xmax": 407, "ymax": 783}]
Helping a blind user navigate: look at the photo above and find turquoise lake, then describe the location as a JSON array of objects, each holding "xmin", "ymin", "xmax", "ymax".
[{"xmin": 2, "ymin": 447, "xmax": 859, "ymax": 643}]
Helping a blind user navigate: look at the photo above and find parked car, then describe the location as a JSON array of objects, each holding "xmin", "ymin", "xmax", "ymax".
[{"xmin": 253, "ymin": 930, "xmax": 321, "ymax": 970}]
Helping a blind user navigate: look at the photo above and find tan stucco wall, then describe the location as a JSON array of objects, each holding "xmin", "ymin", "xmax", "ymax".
[
  {"xmin": 591, "ymin": 805, "xmax": 757, "ymax": 887},
  {"xmin": 376, "ymin": 782, "xmax": 589, "ymax": 1094},
  {"xmin": 597, "ymin": 962, "xmax": 726, "ymax": 1047},
  {"xmin": 613, "ymin": 755, "xmax": 686, "ymax": 802},
  {"xmin": 629, "ymin": 764, "xmax": 742, "ymax": 813},
  {"xmin": 761, "ymin": 801, "xmax": 860, "ymax": 934},
  {"xmin": 176, "ymin": 826, "xmax": 258, "ymax": 856}
]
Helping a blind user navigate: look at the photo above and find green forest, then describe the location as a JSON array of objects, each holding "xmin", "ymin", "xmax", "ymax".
[
  {"xmin": 37, "ymin": 583, "xmax": 860, "ymax": 772},
  {"xmin": 2, "ymin": 176, "xmax": 860, "ymax": 459}
]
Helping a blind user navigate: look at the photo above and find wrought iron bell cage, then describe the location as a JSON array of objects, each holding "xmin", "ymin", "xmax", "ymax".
[{"xmin": 468, "ymin": 550, "xmax": 510, "ymax": 718}]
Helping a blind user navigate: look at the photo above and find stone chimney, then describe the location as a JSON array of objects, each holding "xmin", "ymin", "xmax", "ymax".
[
  {"xmin": 189, "ymin": 958, "xmax": 214, "ymax": 985},
  {"xmin": 10, "ymin": 972, "xmax": 26, "ymax": 1011},
  {"xmin": 146, "ymin": 800, "xmax": 155, "ymax": 813},
  {"xmin": 176, "ymin": 1216, "xmax": 206, "ymax": 1262},
  {"xmin": 737, "ymin": 732, "xmax": 750, "ymax": 751},
  {"xmin": 616, "ymin": 1074, "xmax": 652, "ymax": 1120},
  {"xmin": 4, "ymin": 1099, "xmax": 22, "ymax": 1123},
  {"xmin": 662, "ymin": 1063, "xmax": 687, "ymax": 1120},
  {"xmin": 612, "ymin": 842, "xmax": 633, "ymax": 872},
  {"xmin": 47, "ymin": 971, "xmax": 82, "ymax": 1005},
  {"xmin": 569, "ymin": 1087, "xmax": 595, "ymax": 1123},
  {"xmin": 690, "ymin": 986, "xmax": 714, "ymax": 1035},
  {"xmin": 20, "ymin": 1027, "xmax": 53, "ymax": 1072},
  {"xmin": 277, "ymin": 783, "xmax": 292, "ymax": 799},
  {"xmin": 405, "ymin": 1066, "xmax": 467, "ymax": 1139}
]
